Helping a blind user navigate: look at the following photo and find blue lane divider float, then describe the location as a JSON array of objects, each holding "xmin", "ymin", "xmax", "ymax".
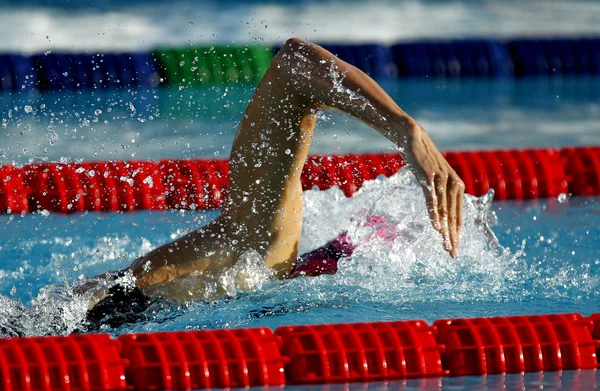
[
  {"xmin": 322, "ymin": 43, "xmax": 398, "ymax": 79},
  {"xmin": 392, "ymin": 39, "xmax": 513, "ymax": 78},
  {"xmin": 507, "ymin": 38, "xmax": 600, "ymax": 77},
  {"xmin": 32, "ymin": 52, "xmax": 160, "ymax": 91},
  {"xmin": 0, "ymin": 54, "xmax": 36, "ymax": 91},
  {"xmin": 2, "ymin": 37, "xmax": 600, "ymax": 92}
]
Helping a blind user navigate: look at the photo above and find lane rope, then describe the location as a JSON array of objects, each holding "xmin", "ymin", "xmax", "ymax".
[
  {"xmin": 0, "ymin": 314, "xmax": 598, "ymax": 390},
  {"xmin": 2, "ymin": 37, "xmax": 600, "ymax": 92},
  {"xmin": 1, "ymin": 147, "xmax": 597, "ymax": 215}
]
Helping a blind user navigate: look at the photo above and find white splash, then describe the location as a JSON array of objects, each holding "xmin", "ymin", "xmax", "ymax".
[{"xmin": 300, "ymin": 167, "xmax": 520, "ymax": 302}]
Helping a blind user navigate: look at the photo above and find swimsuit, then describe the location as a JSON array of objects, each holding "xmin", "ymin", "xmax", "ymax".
[
  {"xmin": 84, "ymin": 283, "xmax": 155, "ymax": 331},
  {"xmin": 287, "ymin": 232, "xmax": 355, "ymax": 278}
]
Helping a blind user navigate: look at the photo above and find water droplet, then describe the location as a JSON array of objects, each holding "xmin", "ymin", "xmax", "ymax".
[
  {"xmin": 285, "ymin": 149, "xmax": 291, "ymax": 155},
  {"xmin": 557, "ymin": 193, "xmax": 567, "ymax": 203},
  {"xmin": 94, "ymin": 109, "xmax": 102, "ymax": 116},
  {"xmin": 143, "ymin": 176, "xmax": 154, "ymax": 188},
  {"xmin": 24, "ymin": 105, "xmax": 33, "ymax": 113},
  {"xmin": 120, "ymin": 176, "xmax": 134, "ymax": 186}
]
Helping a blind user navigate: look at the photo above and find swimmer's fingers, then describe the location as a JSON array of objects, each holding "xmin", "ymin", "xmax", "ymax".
[
  {"xmin": 423, "ymin": 175, "xmax": 440, "ymax": 232},
  {"xmin": 447, "ymin": 174, "xmax": 465, "ymax": 259},
  {"xmin": 434, "ymin": 174, "xmax": 452, "ymax": 252}
]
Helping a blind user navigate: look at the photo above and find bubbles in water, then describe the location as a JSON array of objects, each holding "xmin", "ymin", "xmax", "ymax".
[{"xmin": 24, "ymin": 105, "xmax": 33, "ymax": 113}]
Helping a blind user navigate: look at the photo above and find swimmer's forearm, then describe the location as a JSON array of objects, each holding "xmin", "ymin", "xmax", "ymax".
[{"xmin": 273, "ymin": 38, "xmax": 419, "ymax": 149}]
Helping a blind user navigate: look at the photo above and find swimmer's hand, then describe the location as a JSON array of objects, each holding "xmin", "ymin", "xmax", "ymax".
[{"xmin": 403, "ymin": 124, "xmax": 465, "ymax": 258}]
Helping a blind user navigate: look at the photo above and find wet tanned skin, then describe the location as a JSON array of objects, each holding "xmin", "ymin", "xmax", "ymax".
[{"xmin": 127, "ymin": 38, "xmax": 465, "ymax": 301}]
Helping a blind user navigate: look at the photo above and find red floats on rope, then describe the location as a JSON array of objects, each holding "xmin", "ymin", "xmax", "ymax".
[
  {"xmin": 119, "ymin": 328, "xmax": 285, "ymax": 391},
  {"xmin": 561, "ymin": 147, "xmax": 600, "ymax": 196},
  {"xmin": 0, "ymin": 334, "xmax": 126, "ymax": 391},
  {"xmin": 0, "ymin": 315, "xmax": 599, "ymax": 390},
  {"xmin": 275, "ymin": 321, "xmax": 447, "ymax": 384},
  {"xmin": 590, "ymin": 313, "xmax": 600, "ymax": 364},
  {"xmin": 443, "ymin": 149, "xmax": 568, "ymax": 199},
  {"xmin": 23, "ymin": 162, "xmax": 168, "ymax": 213},
  {"xmin": 591, "ymin": 313, "xmax": 600, "ymax": 340},
  {"xmin": 434, "ymin": 314, "xmax": 599, "ymax": 377},
  {"xmin": 301, "ymin": 153, "xmax": 405, "ymax": 197},
  {"xmin": 0, "ymin": 165, "xmax": 29, "ymax": 214},
  {"xmin": 2, "ymin": 146, "xmax": 600, "ymax": 214}
]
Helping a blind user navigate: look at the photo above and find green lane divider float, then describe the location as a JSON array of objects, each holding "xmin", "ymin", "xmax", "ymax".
[{"xmin": 153, "ymin": 45, "xmax": 274, "ymax": 85}]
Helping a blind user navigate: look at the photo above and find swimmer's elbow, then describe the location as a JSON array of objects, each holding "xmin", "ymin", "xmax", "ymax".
[
  {"xmin": 282, "ymin": 37, "xmax": 309, "ymax": 52},
  {"xmin": 278, "ymin": 37, "xmax": 322, "ymax": 61}
]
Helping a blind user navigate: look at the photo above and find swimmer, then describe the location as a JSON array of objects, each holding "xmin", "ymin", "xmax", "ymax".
[{"xmin": 86, "ymin": 38, "xmax": 465, "ymax": 316}]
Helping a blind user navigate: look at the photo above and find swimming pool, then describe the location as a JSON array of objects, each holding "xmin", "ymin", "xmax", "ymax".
[
  {"xmin": 0, "ymin": 75, "xmax": 598, "ymax": 327},
  {"xmin": 1, "ymin": 48, "xmax": 600, "ymax": 391}
]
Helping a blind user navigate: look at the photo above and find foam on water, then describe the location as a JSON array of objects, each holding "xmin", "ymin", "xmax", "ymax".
[{"xmin": 301, "ymin": 168, "xmax": 513, "ymax": 303}]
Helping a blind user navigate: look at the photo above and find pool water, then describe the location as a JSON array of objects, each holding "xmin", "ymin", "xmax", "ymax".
[
  {"xmin": 278, "ymin": 370, "xmax": 600, "ymax": 390},
  {"xmin": 2, "ymin": 77, "xmax": 600, "ymax": 164}
]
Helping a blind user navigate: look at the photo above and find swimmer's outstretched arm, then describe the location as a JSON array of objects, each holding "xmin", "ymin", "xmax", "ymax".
[
  {"xmin": 268, "ymin": 38, "xmax": 465, "ymax": 257},
  {"xmin": 127, "ymin": 38, "xmax": 464, "ymax": 298}
]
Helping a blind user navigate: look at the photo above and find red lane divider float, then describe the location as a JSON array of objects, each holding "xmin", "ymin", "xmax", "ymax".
[
  {"xmin": 561, "ymin": 147, "xmax": 600, "ymax": 197},
  {"xmin": 0, "ymin": 334, "xmax": 127, "ymax": 391},
  {"xmin": 275, "ymin": 321, "xmax": 447, "ymax": 384},
  {"xmin": 119, "ymin": 328, "xmax": 285, "ymax": 391},
  {"xmin": 0, "ymin": 146, "xmax": 599, "ymax": 214},
  {"xmin": 591, "ymin": 313, "xmax": 600, "ymax": 364},
  {"xmin": 444, "ymin": 149, "xmax": 568, "ymax": 199},
  {"xmin": 434, "ymin": 314, "xmax": 598, "ymax": 377},
  {"xmin": 0, "ymin": 314, "xmax": 599, "ymax": 391},
  {"xmin": 0, "ymin": 165, "xmax": 29, "ymax": 215}
]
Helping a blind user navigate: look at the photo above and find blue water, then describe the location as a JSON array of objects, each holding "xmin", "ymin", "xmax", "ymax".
[
  {"xmin": 277, "ymin": 370, "xmax": 600, "ymax": 390},
  {"xmin": 2, "ymin": 77, "xmax": 600, "ymax": 164}
]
